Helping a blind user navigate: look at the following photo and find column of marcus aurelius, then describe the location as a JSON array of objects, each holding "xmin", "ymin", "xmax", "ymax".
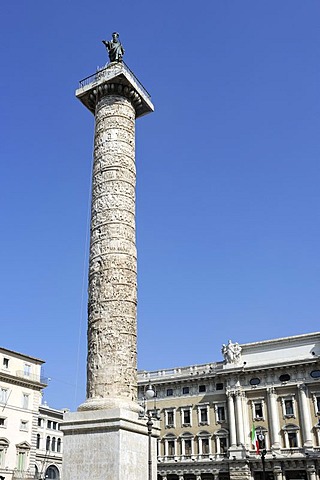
[{"xmin": 61, "ymin": 40, "xmax": 159, "ymax": 480}]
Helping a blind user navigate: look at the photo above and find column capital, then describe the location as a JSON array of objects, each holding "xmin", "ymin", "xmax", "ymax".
[{"xmin": 76, "ymin": 62, "xmax": 154, "ymax": 118}]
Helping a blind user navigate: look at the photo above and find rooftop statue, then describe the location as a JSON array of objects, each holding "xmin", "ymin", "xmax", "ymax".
[
  {"xmin": 221, "ymin": 339, "xmax": 242, "ymax": 364},
  {"xmin": 102, "ymin": 32, "xmax": 125, "ymax": 63}
]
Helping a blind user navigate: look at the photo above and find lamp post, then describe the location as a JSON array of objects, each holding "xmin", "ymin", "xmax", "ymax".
[
  {"xmin": 258, "ymin": 432, "xmax": 267, "ymax": 480},
  {"xmin": 144, "ymin": 385, "xmax": 160, "ymax": 480}
]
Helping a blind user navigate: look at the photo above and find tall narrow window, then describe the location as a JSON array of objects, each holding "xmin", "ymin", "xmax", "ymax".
[
  {"xmin": 185, "ymin": 439, "xmax": 192, "ymax": 456},
  {"xmin": 2, "ymin": 359, "xmax": 9, "ymax": 369},
  {"xmin": 46, "ymin": 436, "xmax": 50, "ymax": 451},
  {"xmin": 168, "ymin": 440, "xmax": 175, "ymax": 456},
  {"xmin": 285, "ymin": 399, "xmax": 294, "ymax": 416},
  {"xmin": 22, "ymin": 394, "xmax": 29, "ymax": 409},
  {"xmin": 217, "ymin": 406, "xmax": 225, "ymax": 422},
  {"xmin": 51, "ymin": 437, "xmax": 56, "ymax": 452},
  {"xmin": 36, "ymin": 434, "xmax": 41, "ymax": 449},
  {"xmin": 23, "ymin": 364, "xmax": 31, "ymax": 377},
  {"xmin": 0, "ymin": 389, "xmax": 8, "ymax": 404},
  {"xmin": 220, "ymin": 437, "xmax": 227, "ymax": 453},
  {"xmin": 17, "ymin": 452, "xmax": 25, "ymax": 471},
  {"xmin": 202, "ymin": 438, "xmax": 210, "ymax": 454},
  {"xmin": 57, "ymin": 438, "xmax": 61, "ymax": 453},
  {"xmin": 200, "ymin": 408, "xmax": 208, "ymax": 424}
]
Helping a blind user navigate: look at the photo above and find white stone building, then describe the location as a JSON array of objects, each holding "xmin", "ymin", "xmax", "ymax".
[
  {"xmin": 0, "ymin": 347, "xmax": 64, "ymax": 480},
  {"xmin": 35, "ymin": 404, "xmax": 64, "ymax": 480},
  {"xmin": 138, "ymin": 332, "xmax": 320, "ymax": 480}
]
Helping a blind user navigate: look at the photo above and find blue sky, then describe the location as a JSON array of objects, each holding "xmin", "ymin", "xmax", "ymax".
[{"xmin": 1, "ymin": 1, "xmax": 320, "ymax": 410}]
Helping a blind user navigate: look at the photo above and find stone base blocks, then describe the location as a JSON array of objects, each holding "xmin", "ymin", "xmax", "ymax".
[{"xmin": 62, "ymin": 409, "xmax": 159, "ymax": 480}]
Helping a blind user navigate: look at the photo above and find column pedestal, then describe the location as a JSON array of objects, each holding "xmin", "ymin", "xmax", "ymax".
[{"xmin": 62, "ymin": 409, "xmax": 159, "ymax": 480}]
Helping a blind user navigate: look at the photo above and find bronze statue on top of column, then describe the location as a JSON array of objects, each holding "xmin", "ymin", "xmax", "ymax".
[{"xmin": 102, "ymin": 32, "xmax": 125, "ymax": 62}]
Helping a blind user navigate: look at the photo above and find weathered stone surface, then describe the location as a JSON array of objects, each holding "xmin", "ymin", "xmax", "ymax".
[
  {"xmin": 62, "ymin": 409, "xmax": 159, "ymax": 480},
  {"xmin": 79, "ymin": 94, "xmax": 138, "ymax": 411}
]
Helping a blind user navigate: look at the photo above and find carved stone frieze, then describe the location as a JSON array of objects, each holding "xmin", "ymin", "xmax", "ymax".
[{"xmin": 79, "ymin": 94, "xmax": 139, "ymax": 411}]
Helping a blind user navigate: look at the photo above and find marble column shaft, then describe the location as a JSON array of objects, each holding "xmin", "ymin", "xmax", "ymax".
[
  {"xmin": 83, "ymin": 94, "xmax": 138, "ymax": 410},
  {"xmin": 267, "ymin": 388, "xmax": 281, "ymax": 449},
  {"xmin": 227, "ymin": 392, "xmax": 237, "ymax": 446},
  {"xmin": 298, "ymin": 384, "xmax": 313, "ymax": 446}
]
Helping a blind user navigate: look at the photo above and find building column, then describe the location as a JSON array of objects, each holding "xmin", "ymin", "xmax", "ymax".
[
  {"xmin": 235, "ymin": 390, "xmax": 245, "ymax": 446},
  {"xmin": 273, "ymin": 466, "xmax": 284, "ymax": 480},
  {"xmin": 227, "ymin": 391, "xmax": 237, "ymax": 446},
  {"xmin": 298, "ymin": 384, "xmax": 313, "ymax": 447},
  {"xmin": 307, "ymin": 468, "xmax": 317, "ymax": 480},
  {"xmin": 267, "ymin": 387, "xmax": 281, "ymax": 449}
]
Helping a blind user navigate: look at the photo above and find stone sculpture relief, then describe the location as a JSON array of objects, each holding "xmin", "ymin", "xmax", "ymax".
[{"xmin": 222, "ymin": 340, "xmax": 242, "ymax": 364}]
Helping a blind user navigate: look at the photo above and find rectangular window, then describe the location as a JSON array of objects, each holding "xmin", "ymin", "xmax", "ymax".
[
  {"xmin": 217, "ymin": 406, "xmax": 225, "ymax": 422},
  {"xmin": 316, "ymin": 396, "xmax": 320, "ymax": 413},
  {"xmin": 168, "ymin": 440, "xmax": 175, "ymax": 456},
  {"xmin": 254, "ymin": 402, "xmax": 263, "ymax": 419},
  {"xmin": 166, "ymin": 388, "xmax": 173, "ymax": 396},
  {"xmin": 216, "ymin": 383, "xmax": 224, "ymax": 391},
  {"xmin": 220, "ymin": 437, "xmax": 227, "ymax": 453},
  {"xmin": 47, "ymin": 420, "xmax": 52, "ymax": 429},
  {"xmin": 285, "ymin": 399, "xmax": 294, "ymax": 416},
  {"xmin": 202, "ymin": 438, "xmax": 210, "ymax": 454},
  {"xmin": 199, "ymin": 385, "xmax": 206, "ymax": 393},
  {"xmin": 0, "ymin": 418, "xmax": 6, "ymax": 428},
  {"xmin": 20, "ymin": 420, "xmax": 28, "ymax": 431},
  {"xmin": 22, "ymin": 394, "xmax": 29, "ymax": 409},
  {"xmin": 17, "ymin": 452, "xmax": 25, "ymax": 471},
  {"xmin": 185, "ymin": 439, "xmax": 192, "ymax": 456},
  {"xmin": 182, "ymin": 386, "xmax": 190, "ymax": 395},
  {"xmin": 288, "ymin": 432, "xmax": 298, "ymax": 448},
  {"xmin": 0, "ymin": 389, "xmax": 8, "ymax": 404},
  {"xmin": 182, "ymin": 409, "xmax": 191, "ymax": 425},
  {"xmin": 2, "ymin": 358, "xmax": 9, "ymax": 369},
  {"xmin": 167, "ymin": 411, "xmax": 174, "ymax": 426},
  {"xmin": 24, "ymin": 364, "xmax": 31, "ymax": 377},
  {"xmin": 200, "ymin": 408, "xmax": 208, "ymax": 423},
  {"xmin": 38, "ymin": 418, "xmax": 43, "ymax": 427}
]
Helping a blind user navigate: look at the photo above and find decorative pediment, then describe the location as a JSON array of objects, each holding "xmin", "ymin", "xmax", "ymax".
[
  {"xmin": 16, "ymin": 441, "xmax": 31, "ymax": 450},
  {"xmin": 0, "ymin": 437, "xmax": 9, "ymax": 447}
]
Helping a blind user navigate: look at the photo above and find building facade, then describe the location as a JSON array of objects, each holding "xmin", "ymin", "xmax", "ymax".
[
  {"xmin": 0, "ymin": 347, "xmax": 64, "ymax": 480},
  {"xmin": 35, "ymin": 404, "xmax": 64, "ymax": 480},
  {"xmin": 138, "ymin": 332, "xmax": 320, "ymax": 480}
]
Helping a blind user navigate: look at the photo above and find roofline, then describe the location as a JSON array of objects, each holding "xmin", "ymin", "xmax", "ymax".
[
  {"xmin": 240, "ymin": 331, "xmax": 320, "ymax": 349},
  {"xmin": 0, "ymin": 346, "xmax": 45, "ymax": 364}
]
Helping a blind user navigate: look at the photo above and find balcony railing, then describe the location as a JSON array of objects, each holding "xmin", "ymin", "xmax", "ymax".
[
  {"xmin": 16, "ymin": 371, "xmax": 48, "ymax": 385},
  {"xmin": 78, "ymin": 61, "xmax": 151, "ymax": 99}
]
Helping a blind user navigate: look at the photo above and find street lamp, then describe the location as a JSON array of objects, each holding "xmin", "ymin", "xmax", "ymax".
[
  {"xmin": 258, "ymin": 432, "xmax": 267, "ymax": 480},
  {"xmin": 143, "ymin": 384, "xmax": 160, "ymax": 480}
]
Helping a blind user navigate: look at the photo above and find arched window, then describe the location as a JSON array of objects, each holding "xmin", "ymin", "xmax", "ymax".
[
  {"xmin": 197, "ymin": 431, "xmax": 211, "ymax": 455},
  {"xmin": 45, "ymin": 465, "xmax": 60, "ymax": 479},
  {"xmin": 46, "ymin": 436, "xmax": 50, "ymax": 451},
  {"xmin": 163, "ymin": 434, "xmax": 177, "ymax": 457},
  {"xmin": 51, "ymin": 437, "xmax": 56, "ymax": 452},
  {"xmin": 57, "ymin": 438, "xmax": 61, "ymax": 453},
  {"xmin": 36, "ymin": 434, "xmax": 41, "ymax": 449},
  {"xmin": 214, "ymin": 428, "xmax": 229, "ymax": 455},
  {"xmin": 180, "ymin": 432, "xmax": 194, "ymax": 457}
]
